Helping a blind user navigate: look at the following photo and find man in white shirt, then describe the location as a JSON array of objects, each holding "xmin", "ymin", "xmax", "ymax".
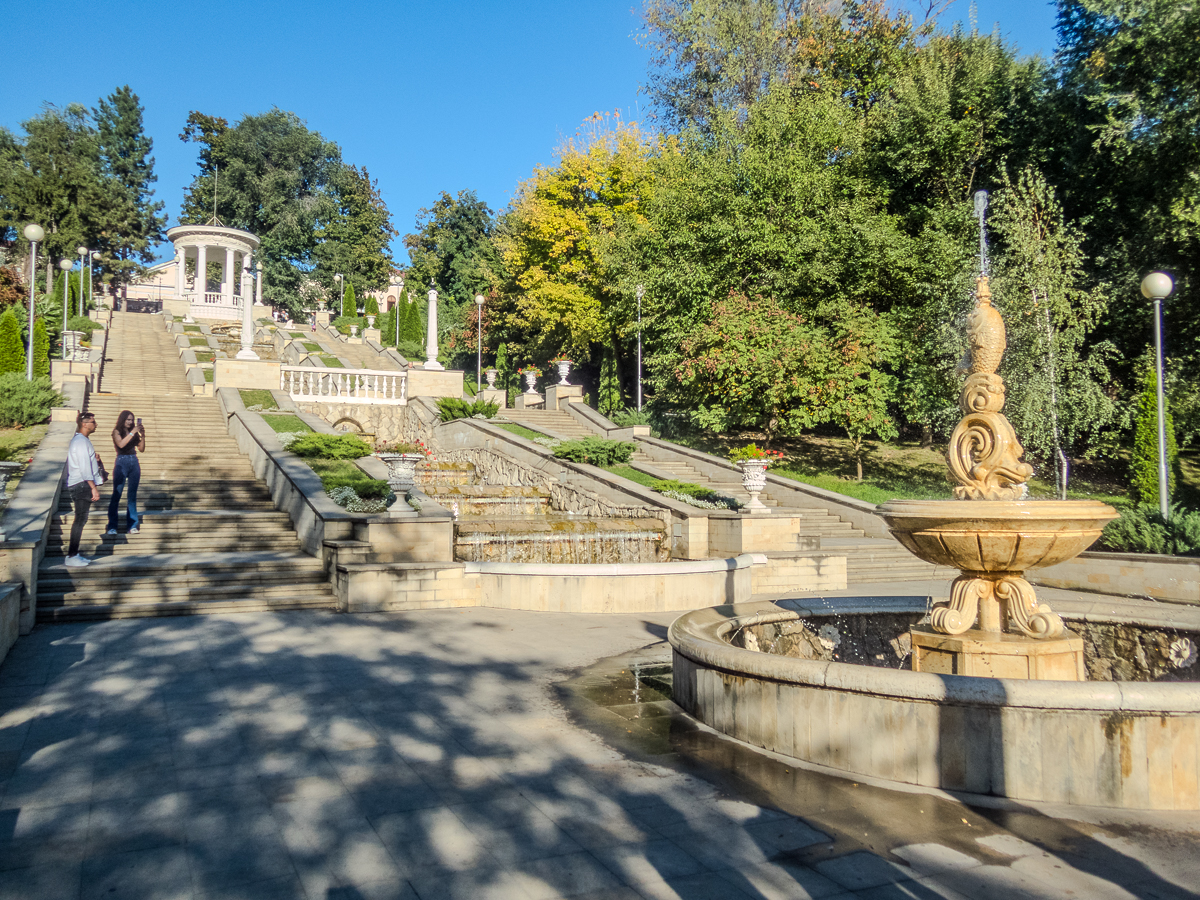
[{"xmin": 65, "ymin": 412, "xmax": 105, "ymax": 567}]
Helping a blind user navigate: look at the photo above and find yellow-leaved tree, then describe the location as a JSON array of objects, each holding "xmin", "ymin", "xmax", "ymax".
[{"xmin": 494, "ymin": 114, "xmax": 660, "ymax": 372}]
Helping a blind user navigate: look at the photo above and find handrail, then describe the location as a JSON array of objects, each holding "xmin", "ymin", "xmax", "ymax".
[{"xmin": 280, "ymin": 364, "xmax": 407, "ymax": 405}]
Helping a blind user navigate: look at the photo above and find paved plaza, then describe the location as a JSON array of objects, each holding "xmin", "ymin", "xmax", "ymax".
[{"xmin": 0, "ymin": 605, "xmax": 1197, "ymax": 900}]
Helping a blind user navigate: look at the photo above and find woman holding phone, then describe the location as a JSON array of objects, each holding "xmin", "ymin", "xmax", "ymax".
[{"xmin": 107, "ymin": 410, "xmax": 145, "ymax": 535}]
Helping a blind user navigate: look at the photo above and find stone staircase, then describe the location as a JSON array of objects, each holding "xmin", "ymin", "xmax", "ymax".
[
  {"xmin": 36, "ymin": 311, "xmax": 338, "ymax": 621},
  {"xmin": 312, "ymin": 324, "xmax": 403, "ymax": 370},
  {"xmin": 497, "ymin": 407, "xmax": 598, "ymax": 440},
  {"xmin": 626, "ymin": 450, "xmax": 945, "ymax": 585}
]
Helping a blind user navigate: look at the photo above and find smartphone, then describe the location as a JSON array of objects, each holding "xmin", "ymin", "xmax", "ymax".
[{"xmin": 136, "ymin": 418, "xmax": 142, "ymax": 427}]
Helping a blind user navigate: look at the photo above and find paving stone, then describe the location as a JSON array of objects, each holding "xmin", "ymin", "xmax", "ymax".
[
  {"xmin": 814, "ymin": 851, "xmax": 918, "ymax": 890},
  {"xmin": 80, "ymin": 845, "xmax": 194, "ymax": 900},
  {"xmin": 0, "ymin": 862, "xmax": 81, "ymax": 899},
  {"xmin": 891, "ymin": 843, "xmax": 985, "ymax": 876},
  {"xmin": 509, "ymin": 850, "xmax": 627, "ymax": 899},
  {"xmin": 716, "ymin": 859, "xmax": 846, "ymax": 900}
]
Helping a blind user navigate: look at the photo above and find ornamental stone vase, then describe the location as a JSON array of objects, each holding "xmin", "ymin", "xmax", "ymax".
[
  {"xmin": 485, "ymin": 369, "xmax": 498, "ymax": 389},
  {"xmin": 524, "ymin": 372, "xmax": 539, "ymax": 394},
  {"xmin": 556, "ymin": 360, "xmax": 573, "ymax": 385},
  {"xmin": 366, "ymin": 315, "xmax": 376, "ymax": 328},
  {"xmin": 350, "ymin": 325, "xmax": 359, "ymax": 338},
  {"xmin": 376, "ymin": 452, "xmax": 425, "ymax": 491},
  {"xmin": 318, "ymin": 300, "xmax": 326, "ymax": 311},
  {"xmin": 739, "ymin": 459, "xmax": 770, "ymax": 514}
]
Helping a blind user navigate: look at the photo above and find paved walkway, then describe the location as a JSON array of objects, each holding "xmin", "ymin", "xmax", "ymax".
[{"xmin": 1, "ymin": 606, "xmax": 1197, "ymax": 900}]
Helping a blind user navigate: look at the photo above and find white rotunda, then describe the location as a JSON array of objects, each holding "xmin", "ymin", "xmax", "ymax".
[{"xmin": 165, "ymin": 224, "xmax": 261, "ymax": 321}]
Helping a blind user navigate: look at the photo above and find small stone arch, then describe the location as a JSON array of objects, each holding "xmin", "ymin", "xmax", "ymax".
[{"xmin": 332, "ymin": 416, "xmax": 365, "ymax": 433}]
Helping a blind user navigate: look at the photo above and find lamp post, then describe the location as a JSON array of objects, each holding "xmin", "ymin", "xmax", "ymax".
[
  {"xmin": 475, "ymin": 294, "xmax": 484, "ymax": 391},
  {"xmin": 1141, "ymin": 271, "xmax": 1175, "ymax": 519},
  {"xmin": 77, "ymin": 246, "xmax": 88, "ymax": 316},
  {"xmin": 59, "ymin": 258, "xmax": 73, "ymax": 358},
  {"xmin": 636, "ymin": 284, "xmax": 644, "ymax": 412},
  {"xmin": 23, "ymin": 224, "xmax": 44, "ymax": 380},
  {"xmin": 88, "ymin": 251, "xmax": 101, "ymax": 315},
  {"xmin": 334, "ymin": 274, "xmax": 343, "ymax": 316}
]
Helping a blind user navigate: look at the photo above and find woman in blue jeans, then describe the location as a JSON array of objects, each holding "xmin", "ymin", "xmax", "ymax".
[{"xmin": 107, "ymin": 410, "xmax": 145, "ymax": 534}]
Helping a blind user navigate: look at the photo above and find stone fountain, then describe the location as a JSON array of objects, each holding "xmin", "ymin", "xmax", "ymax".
[{"xmin": 877, "ymin": 275, "xmax": 1117, "ymax": 680}]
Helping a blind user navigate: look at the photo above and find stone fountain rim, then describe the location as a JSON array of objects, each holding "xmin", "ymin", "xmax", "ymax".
[
  {"xmin": 668, "ymin": 600, "xmax": 1200, "ymax": 713},
  {"xmin": 877, "ymin": 497, "xmax": 1119, "ymax": 521}
]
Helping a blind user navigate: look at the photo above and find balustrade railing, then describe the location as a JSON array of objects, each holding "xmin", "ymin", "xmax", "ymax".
[{"xmin": 281, "ymin": 365, "xmax": 407, "ymax": 405}]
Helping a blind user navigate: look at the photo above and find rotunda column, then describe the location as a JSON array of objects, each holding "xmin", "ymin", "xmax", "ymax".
[
  {"xmin": 224, "ymin": 246, "xmax": 235, "ymax": 305},
  {"xmin": 196, "ymin": 245, "xmax": 208, "ymax": 298},
  {"xmin": 175, "ymin": 247, "xmax": 185, "ymax": 298}
]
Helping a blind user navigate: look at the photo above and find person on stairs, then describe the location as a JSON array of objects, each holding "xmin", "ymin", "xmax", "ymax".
[
  {"xmin": 66, "ymin": 412, "xmax": 106, "ymax": 568},
  {"xmin": 107, "ymin": 410, "xmax": 145, "ymax": 535}
]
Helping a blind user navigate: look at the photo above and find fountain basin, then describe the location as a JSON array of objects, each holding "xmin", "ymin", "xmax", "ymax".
[
  {"xmin": 877, "ymin": 499, "xmax": 1118, "ymax": 573},
  {"xmin": 669, "ymin": 598, "xmax": 1200, "ymax": 810}
]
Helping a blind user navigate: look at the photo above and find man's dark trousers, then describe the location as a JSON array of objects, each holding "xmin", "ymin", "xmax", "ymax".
[{"xmin": 68, "ymin": 483, "xmax": 93, "ymax": 557}]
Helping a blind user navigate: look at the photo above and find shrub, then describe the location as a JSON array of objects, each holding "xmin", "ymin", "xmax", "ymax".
[
  {"xmin": 1099, "ymin": 504, "xmax": 1200, "ymax": 557},
  {"xmin": 326, "ymin": 484, "xmax": 393, "ymax": 513},
  {"xmin": 68, "ymin": 316, "xmax": 101, "ymax": 339},
  {"xmin": 365, "ymin": 295, "xmax": 379, "ymax": 317},
  {"xmin": 0, "ymin": 374, "xmax": 64, "ymax": 427},
  {"xmin": 32, "ymin": 319, "xmax": 49, "ymax": 378},
  {"xmin": 286, "ymin": 432, "xmax": 373, "ymax": 460},
  {"xmin": 0, "ymin": 309, "xmax": 24, "ymax": 375},
  {"xmin": 332, "ymin": 315, "xmax": 366, "ymax": 336},
  {"xmin": 552, "ymin": 437, "xmax": 636, "ymax": 467},
  {"xmin": 436, "ymin": 397, "xmax": 499, "ymax": 422},
  {"xmin": 1130, "ymin": 367, "xmax": 1180, "ymax": 503},
  {"xmin": 649, "ymin": 478, "xmax": 740, "ymax": 509},
  {"xmin": 611, "ymin": 407, "xmax": 650, "ymax": 428}
]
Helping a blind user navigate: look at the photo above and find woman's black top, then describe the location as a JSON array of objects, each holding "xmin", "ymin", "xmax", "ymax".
[{"xmin": 116, "ymin": 434, "xmax": 139, "ymax": 457}]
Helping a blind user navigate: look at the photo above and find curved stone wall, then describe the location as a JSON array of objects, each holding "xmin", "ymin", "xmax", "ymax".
[{"xmin": 669, "ymin": 600, "xmax": 1200, "ymax": 810}]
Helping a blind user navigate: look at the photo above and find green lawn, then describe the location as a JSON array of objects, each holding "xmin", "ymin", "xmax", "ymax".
[
  {"xmin": 194, "ymin": 350, "xmax": 215, "ymax": 363},
  {"xmin": 182, "ymin": 325, "xmax": 202, "ymax": 333},
  {"xmin": 604, "ymin": 464, "xmax": 659, "ymax": 488},
  {"xmin": 239, "ymin": 389, "xmax": 279, "ymax": 410},
  {"xmin": 202, "ymin": 369, "xmax": 214, "ymax": 383},
  {"xmin": 260, "ymin": 414, "xmax": 311, "ymax": 433},
  {"xmin": 494, "ymin": 422, "xmax": 551, "ymax": 441},
  {"xmin": 188, "ymin": 336, "xmax": 209, "ymax": 347},
  {"xmin": 303, "ymin": 342, "xmax": 321, "ymax": 352},
  {"xmin": 318, "ymin": 354, "xmax": 344, "ymax": 367},
  {"xmin": 0, "ymin": 423, "xmax": 48, "ymax": 463},
  {"xmin": 305, "ymin": 458, "xmax": 385, "ymax": 493}
]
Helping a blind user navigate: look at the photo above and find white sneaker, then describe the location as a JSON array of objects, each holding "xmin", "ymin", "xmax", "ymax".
[
  {"xmin": 106, "ymin": 528, "xmax": 118, "ymax": 535},
  {"xmin": 65, "ymin": 555, "xmax": 90, "ymax": 567},
  {"xmin": 128, "ymin": 527, "xmax": 140, "ymax": 535}
]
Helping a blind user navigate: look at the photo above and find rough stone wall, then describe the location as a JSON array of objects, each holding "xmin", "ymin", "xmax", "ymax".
[
  {"xmin": 735, "ymin": 613, "xmax": 1200, "ymax": 683},
  {"xmin": 296, "ymin": 401, "xmax": 438, "ymax": 447},
  {"xmin": 438, "ymin": 447, "xmax": 661, "ymax": 519}
]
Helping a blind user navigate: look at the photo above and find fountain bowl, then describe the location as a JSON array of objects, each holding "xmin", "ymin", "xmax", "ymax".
[{"xmin": 877, "ymin": 498, "xmax": 1118, "ymax": 573}]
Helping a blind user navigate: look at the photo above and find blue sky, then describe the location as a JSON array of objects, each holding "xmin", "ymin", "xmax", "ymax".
[{"xmin": 2, "ymin": 0, "xmax": 1059, "ymax": 267}]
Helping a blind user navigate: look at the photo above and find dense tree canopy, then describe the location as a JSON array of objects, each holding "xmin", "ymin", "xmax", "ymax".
[{"xmin": 180, "ymin": 109, "xmax": 395, "ymax": 314}]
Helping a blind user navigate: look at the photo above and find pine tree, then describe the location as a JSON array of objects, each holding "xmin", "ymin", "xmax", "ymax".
[
  {"xmin": 93, "ymin": 86, "xmax": 167, "ymax": 300},
  {"xmin": 365, "ymin": 294, "xmax": 379, "ymax": 317},
  {"xmin": 342, "ymin": 283, "xmax": 357, "ymax": 319},
  {"xmin": 32, "ymin": 318, "xmax": 49, "ymax": 378},
  {"xmin": 495, "ymin": 342, "xmax": 515, "ymax": 406},
  {"xmin": 0, "ymin": 310, "xmax": 26, "ymax": 375},
  {"xmin": 1130, "ymin": 366, "xmax": 1180, "ymax": 504},
  {"xmin": 401, "ymin": 292, "xmax": 425, "ymax": 345}
]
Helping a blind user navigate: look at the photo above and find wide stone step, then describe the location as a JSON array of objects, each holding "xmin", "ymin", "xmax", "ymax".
[
  {"xmin": 36, "ymin": 593, "xmax": 336, "ymax": 622},
  {"xmin": 45, "ymin": 533, "xmax": 301, "ymax": 556}
]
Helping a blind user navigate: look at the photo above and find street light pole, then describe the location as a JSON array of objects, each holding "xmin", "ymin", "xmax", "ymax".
[
  {"xmin": 636, "ymin": 284, "xmax": 644, "ymax": 412},
  {"xmin": 395, "ymin": 275, "xmax": 404, "ymax": 347},
  {"xmin": 77, "ymin": 247, "xmax": 87, "ymax": 317},
  {"xmin": 1141, "ymin": 272, "xmax": 1175, "ymax": 520},
  {"xmin": 89, "ymin": 251, "xmax": 101, "ymax": 315},
  {"xmin": 475, "ymin": 295, "xmax": 484, "ymax": 391},
  {"xmin": 23, "ymin": 224, "xmax": 44, "ymax": 381},
  {"xmin": 334, "ymin": 274, "xmax": 343, "ymax": 317},
  {"xmin": 59, "ymin": 258, "xmax": 73, "ymax": 358}
]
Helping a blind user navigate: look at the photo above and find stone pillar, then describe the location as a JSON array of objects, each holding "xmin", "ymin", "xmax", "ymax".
[
  {"xmin": 237, "ymin": 253, "xmax": 259, "ymax": 360},
  {"xmin": 424, "ymin": 281, "xmax": 443, "ymax": 370},
  {"xmin": 223, "ymin": 246, "xmax": 235, "ymax": 305},
  {"xmin": 175, "ymin": 248, "xmax": 185, "ymax": 297},
  {"xmin": 196, "ymin": 245, "xmax": 207, "ymax": 296},
  {"xmin": 256, "ymin": 262, "xmax": 263, "ymax": 305}
]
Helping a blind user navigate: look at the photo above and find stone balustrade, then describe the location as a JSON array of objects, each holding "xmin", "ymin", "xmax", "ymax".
[{"xmin": 281, "ymin": 365, "xmax": 407, "ymax": 405}]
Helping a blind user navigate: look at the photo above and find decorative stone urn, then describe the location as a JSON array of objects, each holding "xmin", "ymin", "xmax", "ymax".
[
  {"xmin": 524, "ymin": 372, "xmax": 539, "ymax": 394},
  {"xmin": 317, "ymin": 300, "xmax": 326, "ymax": 311},
  {"xmin": 0, "ymin": 460, "xmax": 21, "ymax": 500},
  {"xmin": 376, "ymin": 452, "xmax": 425, "ymax": 491},
  {"xmin": 485, "ymin": 368, "xmax": 498, "ymax": 389},
  {"xmin": 555, "ymin": 360, "xmax": 573, "ymax": 385},
  {"xmin": 877, "ymin": 276, "xmax": 1118, "ymax": 680},
  {"xmin": 366, "ymin": 315, "xmax": 376, "ymax": 328},
  {"xmin": 350, "ymin": 325, "xmax": 359, "ymax": 338},
  {"xmin": 738, "ymin": 459, "xmax": 770, "ymax": 515}
]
